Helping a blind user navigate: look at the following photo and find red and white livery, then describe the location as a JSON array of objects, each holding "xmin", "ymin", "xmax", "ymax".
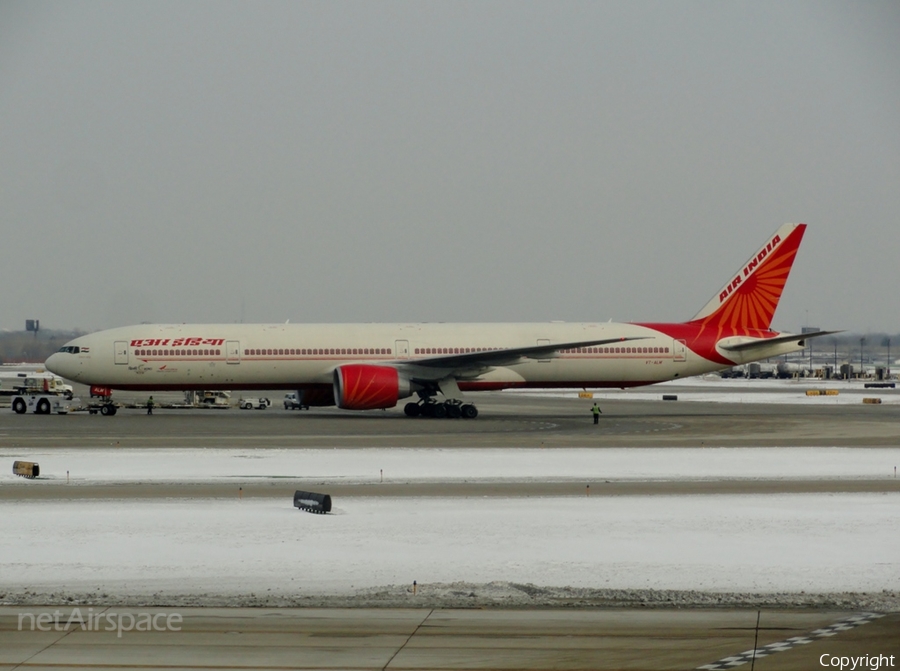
[{"xmin": 46, "ymin": 224, "xmax": 831, "ymax": 418}]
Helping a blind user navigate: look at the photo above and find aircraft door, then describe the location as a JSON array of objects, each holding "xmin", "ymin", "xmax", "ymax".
[
  {"xmin": 394, "ymin": 340, "xmax": 410, "ymax": 359},
  {"xmin": 226, "ymin": 340, "xmax": 241, "ymax": 364},
  {"xmin": 673, "ymin": 339, "xmax": 687, "ymax": 362},
  {"xmin": 114, "ymin": 341, "xmax": 128, "ymax": 365}
]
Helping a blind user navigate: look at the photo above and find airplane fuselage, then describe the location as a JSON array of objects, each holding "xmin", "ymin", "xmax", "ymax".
[
  {"xmin": 45, "ymin": 224, "xmax": 820, "ymax": 415},
  {"xmin": 46, "ymin": 321, "xmax": 801, "ymax": 393}
]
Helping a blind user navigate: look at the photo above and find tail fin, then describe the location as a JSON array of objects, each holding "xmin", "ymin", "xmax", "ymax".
[{"xmin": 690, "ymin": 223, "xmax": 806, "ymax": 331}]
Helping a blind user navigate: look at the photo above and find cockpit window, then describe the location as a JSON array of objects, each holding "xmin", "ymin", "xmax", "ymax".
[{"xmin": 58, "ymin": 346, "xmax": 80, "ymax": 354}]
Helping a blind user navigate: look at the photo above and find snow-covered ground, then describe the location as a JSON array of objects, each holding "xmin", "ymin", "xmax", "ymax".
[
  {"xmin": 2, "ymin": 446, "xmax": 898, "ymax": 486},
  {"xmin": 1, "ymin": 446, "xmax": 899, "ymax": 600},
  {"xmin": 1, "ymin": 494, "xmax": 898, "ymax": 597}
]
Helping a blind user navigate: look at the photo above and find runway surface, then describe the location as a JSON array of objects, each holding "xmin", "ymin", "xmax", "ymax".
[{"xmin": 2, "ymin": 384, "xmax": 899, "ymax": 669}]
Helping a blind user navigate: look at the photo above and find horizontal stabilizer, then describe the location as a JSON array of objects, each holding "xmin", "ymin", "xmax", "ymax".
[{"xmin": 717, "ymin": 330, "xmax": 840, "ymax": 354}]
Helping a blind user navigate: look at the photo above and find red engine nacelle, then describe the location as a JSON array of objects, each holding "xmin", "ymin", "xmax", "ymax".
[{"xmin": 333, "ymin": 364, "xmax": 413, "ymax": 410}]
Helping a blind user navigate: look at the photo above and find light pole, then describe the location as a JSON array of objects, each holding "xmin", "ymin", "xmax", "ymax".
[
  {"xmin": 859, "ymin": 337, "xmax": 865, "ymax": 379},
  {"xmin": 833, "ymin": 339, "xmax": 838, "ymax": 375}
]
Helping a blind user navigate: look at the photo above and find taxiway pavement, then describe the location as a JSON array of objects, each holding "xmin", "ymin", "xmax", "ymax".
[{"xmin": 2, "ymin": 607, "xmax": 898, "ymax": 671}]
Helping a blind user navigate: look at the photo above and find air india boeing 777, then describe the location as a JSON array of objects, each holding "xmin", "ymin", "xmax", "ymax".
[{"xmin": 46, "ymin": 223, "xmax": 831, "ymax": 418}]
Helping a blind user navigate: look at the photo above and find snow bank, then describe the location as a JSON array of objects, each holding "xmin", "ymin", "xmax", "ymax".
[
  {"xmin": 1, "ymin": 494, "xmax": 897, "ymax": 598},
  {"xmin": 2, "ymin": 447, "xmax": 898, "ymax": 486}
]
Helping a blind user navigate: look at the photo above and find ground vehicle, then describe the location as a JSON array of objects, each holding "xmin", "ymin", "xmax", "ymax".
[
  {"xmin": 283, "ymin": 393, "xmax": 308, "ymax": 410},
  {"xmin": 11, "ymin": 393, "xmax": 72, "ymax": 415},
  {"xmin": 8, "ymin": 373, "xmax": 76, "ymax": 414},
  {"xmin": 1, "ymin": 373, "xmax": 74, "ymax": 399},
  {"xmin": 239, "ymin": 397, "xmax": 271, "ymax": 410},
  {"xmin": 185, "ymin": 390, "xmax": 231, "ymax": 407}
]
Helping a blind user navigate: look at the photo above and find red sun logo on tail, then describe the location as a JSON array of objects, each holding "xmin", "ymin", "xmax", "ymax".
[
  {"xmin": 694, "ymin": 224, "xmax": 805, "ymax": 334},
  {"xmin": 639, "ymin": 223, "xmax": 807, "ymax": 365}
]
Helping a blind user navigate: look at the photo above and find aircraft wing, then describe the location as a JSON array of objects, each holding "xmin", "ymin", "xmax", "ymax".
[
  {"xmin": 717, "ymin": 330, "xmax": 840, "ymax": 354},
  {"xmin": 396, "ymin": 335, "xmax": 650, "ymax": 380}
]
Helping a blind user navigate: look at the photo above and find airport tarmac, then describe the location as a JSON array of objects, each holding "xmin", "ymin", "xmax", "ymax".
[
  {"xmin": 4, "ymin": 389, "xmax": 900, "ymax": 501},
  {"xmin": 3, "ymin": 386, "xmax": 900, "ymax": 450},
  {"xmin": 2, "ymin": 607, "xmax": 898, "ymax": 671},
  {"xmin": 2, "ymin": 385, "xmax": 899, "ymax": 669}
]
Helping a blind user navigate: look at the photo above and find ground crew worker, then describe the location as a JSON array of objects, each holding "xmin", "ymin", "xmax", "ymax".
[
  {"xmin": 591, "ymin": 402, "xmax": 601, "ymax": 424},
  {"xmin": 146, "ymin": 396, "xmax": 154, "ymax": 415}
]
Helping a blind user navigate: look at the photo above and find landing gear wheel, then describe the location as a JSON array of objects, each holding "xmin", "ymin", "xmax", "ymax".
[
  {"xmin": 445, "ymin": 402, "xmax": 462, "ymax": 419},
  {"xmin": 37, "ymin": 399, "xmax": 51, "ymax": 415},
  {"xmin": 12, "ymin": 398, "xmax": 26, "ymax": 414},
  {"xmin": 430, "ymin": 403, "xmax": 447, "ymax": 419},
  {"xmin": 461, "ymin": 404, "xmax": 478, "ymax": 419},
  {"xmin": 404, "ymin": 402, "xmax": 421, "ymax": 417}
]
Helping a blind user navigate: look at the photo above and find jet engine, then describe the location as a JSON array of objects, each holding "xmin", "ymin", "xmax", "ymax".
[{"xmin": 333, "ymin": 364, "xmax": 414, "ymax": 410}]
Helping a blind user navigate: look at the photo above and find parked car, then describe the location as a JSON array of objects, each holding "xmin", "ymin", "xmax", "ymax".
[
  {"xmin": 283, "ymin": 392, "xmax": 309, "ymax": 410},
  {"xmin": 239, "ymin": 397, "xmax": 271, "ymax": 410}
]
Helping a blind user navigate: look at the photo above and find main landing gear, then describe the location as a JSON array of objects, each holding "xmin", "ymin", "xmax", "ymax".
[{"xmin": 404, "ymin": 399, "xmax": 478, "ymax": 419}]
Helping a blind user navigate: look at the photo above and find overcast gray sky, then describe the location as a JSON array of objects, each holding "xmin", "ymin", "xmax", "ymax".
[{"xmin": 2, "ymin": 1, "xmax": 898, "ymax": 333}]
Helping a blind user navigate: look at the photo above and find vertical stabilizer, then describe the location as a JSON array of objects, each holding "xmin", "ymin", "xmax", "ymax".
[{"xmin": 690, "ymin": 223, "xmax": 806, "ymax": 331}]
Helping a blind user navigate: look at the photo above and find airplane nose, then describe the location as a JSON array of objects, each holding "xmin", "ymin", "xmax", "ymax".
[
  {"xmin": 45, "ymin": 352, "xmax": 63, "ymax": 374},
  {"xmin": 46, "ymin": 352, "xmax": 76, "ymax": 380}
]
